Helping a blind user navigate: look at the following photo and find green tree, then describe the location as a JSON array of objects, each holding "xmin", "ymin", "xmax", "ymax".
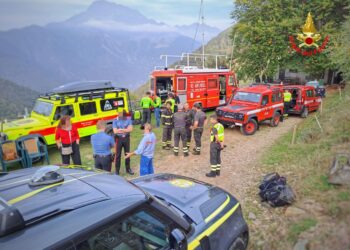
[
  {"xmin": 231, "ymin": 0, "xmax": 350, "ymax": 81},
  {"xmin": 330, "ymin": 16, "xmax": 350, "ymax": 81}
]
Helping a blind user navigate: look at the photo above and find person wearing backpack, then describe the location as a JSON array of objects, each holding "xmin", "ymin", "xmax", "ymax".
[{"xmin": 55, "ymin": 115, "xmax": 81, "ymax": 165}]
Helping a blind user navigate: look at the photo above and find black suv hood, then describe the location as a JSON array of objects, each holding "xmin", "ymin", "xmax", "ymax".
[{"xmin": 132, "ymin": 174, "xmax": 238, "ymax": 225}]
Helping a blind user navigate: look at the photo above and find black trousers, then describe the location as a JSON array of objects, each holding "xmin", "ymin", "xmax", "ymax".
[
  {"xmin": 185, "ymin": 127, "xmax": 192, "ymax": 147},
  {"xmin": 61, "ymin": 142, "xmax": 81, "ymax": 165},
  {"xmin": 173, "ymin": 127, "xmax": 188, "ymax": 153},
  {"xmin": 115, "ymin": 135, "xmax": 130, "ymax": 174},
  {"xmin": 194, "ymin": 128, "xmax": 203, "ymax": 152},
  {"xmin": 94, "ymin": 155, "xmax": 112, "ymax": 172},
  {"xmin": 142, "ymin": 108, "xmax": 151, "ymax": 125},
  {"xmin": 162, "ymin": 127, "xmax": 172, "ymax": 146},
  {"xmin": 284, "ymin": 101, "xmax": 291, "ymax": 113},
  {"xmin": 210, "ymin": 142, "xmax": 222, "ymax": 171}
]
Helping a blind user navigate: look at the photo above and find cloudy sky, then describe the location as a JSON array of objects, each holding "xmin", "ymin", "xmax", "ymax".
[{"xmin": 0, "ymin": 0, "xmax": 234, "ymax": 31}]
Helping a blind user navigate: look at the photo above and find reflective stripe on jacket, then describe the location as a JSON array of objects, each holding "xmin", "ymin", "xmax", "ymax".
[{"xmin": 210, "ymin": 123, "xmax": 224, "ymax": 142}]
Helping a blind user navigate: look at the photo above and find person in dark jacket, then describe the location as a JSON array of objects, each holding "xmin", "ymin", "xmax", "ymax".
[
  {"xmin": 184, "ymin": 103, "xmax": 194, "ymax": 149},
  {"xmin": 161, "ymin": 101, "xmax": 173, "ymax": 150},
  {"xmin": 172, "ymin": 104, "xmax": 188, "ymax": 157}
]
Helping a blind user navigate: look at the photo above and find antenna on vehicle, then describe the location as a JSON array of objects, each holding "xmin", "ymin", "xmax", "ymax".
[{"xmin": 200, "ymin": 0, "xmax": 205, "ymax": 68}]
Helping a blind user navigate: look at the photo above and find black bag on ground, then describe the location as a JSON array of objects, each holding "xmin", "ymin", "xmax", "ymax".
[{"xmin": 258, "ymin": 172, "xmax": 295, "ymax": 207}]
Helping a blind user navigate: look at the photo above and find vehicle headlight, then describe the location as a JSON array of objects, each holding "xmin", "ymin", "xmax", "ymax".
[{"xmin": 235, "ymin": 113, "xmax": 245, "ymax": 121}]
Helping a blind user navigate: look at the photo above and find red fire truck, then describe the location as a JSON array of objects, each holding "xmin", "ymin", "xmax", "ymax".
[{"xmin": 150, "ymin": 66, "xmax": 238, "ymax": 109}]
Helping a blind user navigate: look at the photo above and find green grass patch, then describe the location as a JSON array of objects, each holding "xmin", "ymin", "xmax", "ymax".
[
  {"xmin": 288, "ymin": 218, "xmax": 317, "ymax": 242},
  {"xmin": 337, "ymin": 191, "xmax": 350, "ymax": 201}
]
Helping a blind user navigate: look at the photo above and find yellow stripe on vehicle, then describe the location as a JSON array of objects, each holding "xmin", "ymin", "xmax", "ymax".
[
  {"xmin": 204, "ymin": 195, "xmax": 230, "ymax": 223},
  {"xmin": 8, "ymin": 173, "xmax": 105, "ymax": 205},
  {"xmin": 188, "ymin": 203, "xmax": 240, "ymax": 250}
]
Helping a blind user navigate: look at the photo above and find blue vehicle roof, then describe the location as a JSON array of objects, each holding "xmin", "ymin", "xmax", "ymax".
[{"xmin": 0, "ymin": 166, "xmax": 146, "ymax": 238}]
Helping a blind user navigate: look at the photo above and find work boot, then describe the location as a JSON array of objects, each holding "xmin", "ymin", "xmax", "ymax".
[
  {"xmin": 116, "ymin": 167, "xmax": 120, "ymax": 175},
  {"xmin": 192, "ymin": 151, "xmax": 200, "ymax": 155},
  {"xmin": 126, "ymin": 167, "xmax": 134, "ymax": 175},
  {"xmin": 184, "ymin": 152, "xmax": 189, "ymax": 157},
  {"xmin": 205, "ymin": 171, "xmax": 216, "ymax": 178},
  {"xmin": 174, "ymin": 152, "xmax": 179, "ymax": 156},
  {"xmin": 192, "ymin": 148, "xmax": 197, "ymax": 152},
  {"xmin": 216, "ymin": 170, "xmax": 221, "ymax": 176}
]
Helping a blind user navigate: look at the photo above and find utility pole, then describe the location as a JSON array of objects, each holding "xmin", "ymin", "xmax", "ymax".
[{"xmin": 201, "ymin": 0, "xmax": 205, "ymax": 69}]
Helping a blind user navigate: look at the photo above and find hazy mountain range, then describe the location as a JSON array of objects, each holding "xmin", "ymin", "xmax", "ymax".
[{"xmin": 0, "ymin": 0, "xmax": 221, "ymax": 92}]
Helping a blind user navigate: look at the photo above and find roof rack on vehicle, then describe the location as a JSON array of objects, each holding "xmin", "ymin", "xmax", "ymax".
[{"xmin": 39, "ymin": 81, "xmax": 128, "ymax": 103}]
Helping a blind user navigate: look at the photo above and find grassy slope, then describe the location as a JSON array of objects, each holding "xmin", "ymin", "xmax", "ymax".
[{"xmin": 247, "ymin": 86, "xmax": 350, "ymax": 248}]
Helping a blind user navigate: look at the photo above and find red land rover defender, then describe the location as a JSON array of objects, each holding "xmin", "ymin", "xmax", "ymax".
[
  {"xmin": 283, "ymin": 85, "xmax": 322, "ymax": 118},
  {"xmin": 216, "ymin": 84, "xmax": 284, "ymax": 135}
]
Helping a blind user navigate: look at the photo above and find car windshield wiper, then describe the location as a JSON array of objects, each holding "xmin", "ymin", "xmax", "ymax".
[{"xmin": 25, "ymin": 197, "xmax": 110, "ymax": 226}]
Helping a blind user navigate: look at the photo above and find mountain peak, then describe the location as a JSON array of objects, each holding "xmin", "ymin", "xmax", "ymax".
[{"xmin": 66, "ymin": 0, "xmax": 157, "ymax": 26}]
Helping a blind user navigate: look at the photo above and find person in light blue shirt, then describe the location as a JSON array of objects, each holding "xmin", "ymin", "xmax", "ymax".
[
  {"xmin": 91, "ymin": 120, "xmax": 115, "ymax": 171},
  {"xmin": 125, "ymin": 123, "xmax": 156, "ymax": 176}
]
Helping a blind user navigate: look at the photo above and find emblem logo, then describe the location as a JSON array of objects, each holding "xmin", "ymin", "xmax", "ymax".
[
  {"xmin": 104, "ymin": 100, "xmax": 112, "ymax": 111},
  {"xmin": 169, "ymin": 179, "xmax": 194, "ymax": 188},
  {"xmin": 289, "ymin": 12, "xmax": 329, "ymax": 56}
]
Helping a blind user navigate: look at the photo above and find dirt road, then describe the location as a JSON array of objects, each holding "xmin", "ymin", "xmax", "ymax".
[{"xmin": 154, "ymin": 117, "xmax": 302, "ymax": 206}]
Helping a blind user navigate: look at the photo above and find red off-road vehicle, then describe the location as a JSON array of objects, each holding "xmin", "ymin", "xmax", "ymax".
[
  {"xmin": 216, "ymin": 84, "xmax": 284, "ymax": 135},
  {"xmin": 283, "ymin": 85, "xmax": 322, "ymax": 118}
]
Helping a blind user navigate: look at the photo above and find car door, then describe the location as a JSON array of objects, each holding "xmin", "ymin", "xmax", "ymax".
[
  {"xmin": 260, "ymin": 95, "xmax": 273, "ymax": 120},
  {"xmin": 206, "ymin": 78, "xmax": 220, "ymax": 108},
  {"xmin": 77, "ymin": 101, "xmax": 98, "ymax": 137}
]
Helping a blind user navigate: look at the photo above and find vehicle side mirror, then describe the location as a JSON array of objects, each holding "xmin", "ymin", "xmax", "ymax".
[{"xmin": 169, "ymin": 228, "xmax": 187, "ymax": 250}]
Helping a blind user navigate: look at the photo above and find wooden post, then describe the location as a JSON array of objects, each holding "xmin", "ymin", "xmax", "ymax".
[
  {"xmin": 291, "ymin": 125, "xmax": 297, "ymax": 145},
  {"xmin": 315, "ymin": 115, "xmax": 323, "ymax": 133}
]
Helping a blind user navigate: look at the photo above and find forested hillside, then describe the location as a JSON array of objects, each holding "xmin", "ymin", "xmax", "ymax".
[{"xmin": 0, "ymin": 78, "xmax": 39, "ymax": 120}]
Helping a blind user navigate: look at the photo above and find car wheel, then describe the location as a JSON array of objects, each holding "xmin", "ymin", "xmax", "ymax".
[
  {"xmin": 229, "ymin": 237, "xmax": 247, "ymax": 250},
  {"xmin": 270, "ymin": 112, "xmax": 281, "ymax": 127},
  {"xmin": 301, "ymin": 107, "xmax": 308, "ymax": 118},
  {"xmin": 241, "ymin": 119, "xmax": 258, "ymax": 135}
]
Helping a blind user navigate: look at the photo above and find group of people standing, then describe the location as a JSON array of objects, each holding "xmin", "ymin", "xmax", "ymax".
[
  {"xmin": 159, "ymin": 96, "xmax": 224, "ymax": 178},
  {"xmin": 54, "ymin": 90, "xmax": 225, "ymax": 178},
  {"xmin": 55, "ymin": 111, "xmax": 156, "ymax": 176}
]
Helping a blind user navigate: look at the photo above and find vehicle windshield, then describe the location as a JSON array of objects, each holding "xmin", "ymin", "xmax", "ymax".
[
  {"xmin": 32, "ymin": 100, "xmax": 54, "ymax": 117},
  {"xmin": 306, "ymin": 81, "xmax": 320, "ymax": 87},
  {"xmin": 232, "ymin": 91, "xmax": 261, "ymax": 103}
]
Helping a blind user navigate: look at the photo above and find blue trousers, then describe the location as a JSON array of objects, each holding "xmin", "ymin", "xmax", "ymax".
[
  {"xmin": 140, "ymin": 155, "xmax": 154, "ymax": 176},
  {"xmin": 154, "ymin": 108, "xmax": 161, "ymax": 127}
]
